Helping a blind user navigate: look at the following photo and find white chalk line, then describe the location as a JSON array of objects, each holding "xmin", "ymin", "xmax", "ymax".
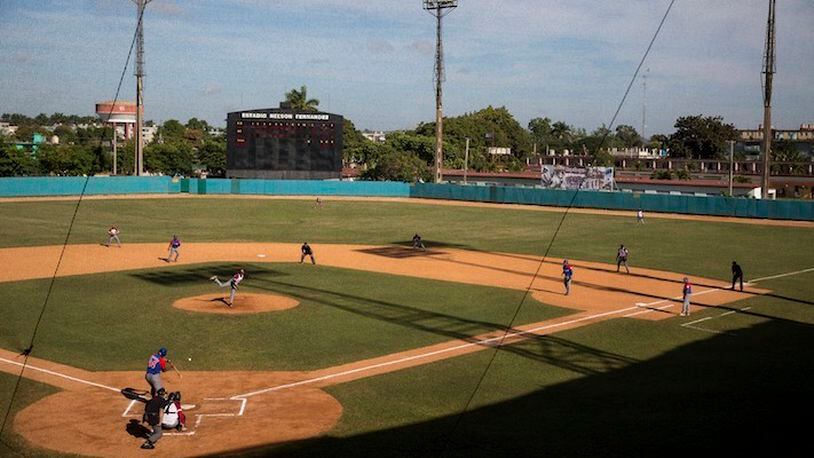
[
  {"xmin": 624, "ymin": 287, "xmax": 722, "ymax": 318},
  {"xmin": 0, "ymin": 356, "xmax": 120, "ymax": 393},
  {"xmin": 122, "ymin": 399, "xmax": 137, "ymax": 417},
  {"xmin": 231, "ymin": 305, "xmax": 641, "ymax": 399},
  {"xmin": 680, "ymin": 306, "xmax": 752, "ymax": 335},
  {"xmin": 749, "ymin": 267, "xmax": 814, "ymax": 283}
]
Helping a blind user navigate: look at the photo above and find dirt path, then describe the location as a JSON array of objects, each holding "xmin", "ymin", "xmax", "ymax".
[
  {"xmin": 0, "ymin": 243, "xmax": 768, "ymax": 456},
  {"xmin": 1, "ymin": 193, "xmax": 810, "ymax": 227}
]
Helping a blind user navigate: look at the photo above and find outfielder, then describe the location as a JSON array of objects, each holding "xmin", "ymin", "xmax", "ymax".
[
  {"xmin": 636, "ymin": 209, "xmax": 645, "ymax": 224},
  {"xmin": 210, "ymin": 268, "xmax": 245, "ymax": 307}
]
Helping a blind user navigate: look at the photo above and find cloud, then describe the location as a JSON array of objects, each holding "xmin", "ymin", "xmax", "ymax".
[
  {"xmin": 201, "ymin": 83, "xmax": 223, "ymax": 96},
  {"xmin": 368, "ymin": 40, "xmax": 395, "ymax": 54},
  {"xmin": 151, "ymin": 1, "xmax": 183, "ymax": 16}
]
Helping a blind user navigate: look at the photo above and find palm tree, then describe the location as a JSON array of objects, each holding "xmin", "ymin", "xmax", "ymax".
[{"xmin": 284, "ymin": 86, "xmax": 320, "ymax": 112}]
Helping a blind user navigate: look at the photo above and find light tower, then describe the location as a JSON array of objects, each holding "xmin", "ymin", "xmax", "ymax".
[
  {"xmin": 760, "ymin": 0, "xmax": 776, "ymax": 197},
  {"xmin": 423, "ymin": 0, "xmax": 458, "ymax": 183},
  {"xmin": 132, "ymin": 0, "xmax": 152, "ymax": 176}
]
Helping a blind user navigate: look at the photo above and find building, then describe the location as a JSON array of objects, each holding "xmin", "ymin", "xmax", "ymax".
[
  {"xmin": 226, "ymin": 104, "xmax": 343, "ymax": 179},
  {"xmin": 362, "ymin": 131, "xmax": 386, "ymax": 143},
  {"xmin": 738, "ymin": 123, "xmax": 814, "ymax": 157}
]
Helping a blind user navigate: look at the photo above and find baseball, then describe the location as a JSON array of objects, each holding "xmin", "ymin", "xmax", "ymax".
[{"xmin": 188, "ymin": 357, "xmax": 192, "ymax": 361}]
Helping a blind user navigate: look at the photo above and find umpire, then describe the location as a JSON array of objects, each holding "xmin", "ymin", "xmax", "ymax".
[
  {"xmin": 141, "ymin": 388, "xmax": 168, "ymax": 449},
  {"xmin": 731, "ymin": 261, "xmax": 744, "ymax": 291}
]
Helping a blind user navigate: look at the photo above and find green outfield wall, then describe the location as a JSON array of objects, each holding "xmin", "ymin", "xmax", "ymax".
[
  {"xmin": 410, "ymin": 183, "xmax": 814, "ymax": 221},
  {"xmin": 1, "ymin": 177, "xmax": 811, "ymax": 221}
]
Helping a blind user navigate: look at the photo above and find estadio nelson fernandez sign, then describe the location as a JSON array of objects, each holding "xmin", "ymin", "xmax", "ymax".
[{"xmin": 240, "ymin": 112, "xmax": 330, "ymax": 121}]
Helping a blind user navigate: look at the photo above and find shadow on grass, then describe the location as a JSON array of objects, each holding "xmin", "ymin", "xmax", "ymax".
[
  {"xmin": 248, "ymin": 277, "xmax": 636, "ymax": 375},
  {"xmin": 130, "ymin": 263, "xmax": 290, "ymax": 286},
  {"xmin": 214, "ymin": 318, "xmax": 814, "ymax": 457}
]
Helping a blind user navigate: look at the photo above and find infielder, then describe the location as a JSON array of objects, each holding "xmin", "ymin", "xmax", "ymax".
[
  {"xmin": 210, "ymin": 268, "xmax": 245, "ymax": 307},
  {"xmin": 105, "ymin": 225, "xmax": 121, "ymax": 247},
  {"xmin": 145, "ymin": 347, "xmax": 168, "ymax": 396},
  {"xmin": 166, "ymin": 235, "xmax": 181, "ymax": 262},
  {"xmin": 562, "ymin": 259, "xmax": 574, "ymax": 296},
  {"xmin": 681, "ymin": 277, "xmax": 692, "ymax": 316},
  {"xmin": 412, "ymin": 233, "xmax": 426, "ymax": 251},
  {"xmin": 616, "ymin": 244, "xmax": 630, "ymax": 273}
]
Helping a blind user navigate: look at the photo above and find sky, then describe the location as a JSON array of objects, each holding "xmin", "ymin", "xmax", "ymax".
[{"xmin": 0, "ymin": 0, "xmax": 812, "ymax": 135}]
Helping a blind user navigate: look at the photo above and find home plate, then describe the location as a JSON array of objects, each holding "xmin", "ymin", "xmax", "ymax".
[{"xmin": 257, "ymin": 254, "xmax": 267, "ymax": 258}]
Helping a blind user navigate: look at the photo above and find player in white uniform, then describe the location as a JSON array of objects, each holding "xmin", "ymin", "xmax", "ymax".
[{"xmin": 210, "ymin": 269, "xmax": 245, "ymax": 307}]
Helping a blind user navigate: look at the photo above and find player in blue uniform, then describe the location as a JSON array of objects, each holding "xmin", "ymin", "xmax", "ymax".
[
  {"xmin": 562, "ymin": 260, "xmax": 574, "ymax": 295},
  {"xmin": 145, "ymin": 347, "xmax": 168, "ymax": 396}
]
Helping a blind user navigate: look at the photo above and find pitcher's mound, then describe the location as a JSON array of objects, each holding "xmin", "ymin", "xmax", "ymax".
[{"xmin": 173, "ymin": 293, "xmax": 299, "ymax": 314}]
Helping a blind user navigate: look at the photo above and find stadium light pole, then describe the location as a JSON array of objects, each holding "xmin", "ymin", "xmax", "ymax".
[
  {"xmin": 132, "ymin": 0, "xmax": 153, "ymax": 176},
  {"xmin": 761, "ymin": 0, "xmax": 776, "ymax": 198},
  {"xmin": 423, "ymin": 1, "xmax": 458, "ymax": 183}
]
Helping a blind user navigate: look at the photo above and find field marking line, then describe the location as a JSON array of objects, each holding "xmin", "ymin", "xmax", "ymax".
[
  {"xmin": 0, "ymin": 356, "xmax": 120, "ymax": 393},
  {"xmin": 231, "ymin": 305, "xmax": 640, "ymax": 399},
  {"xmin": 682, "ymin": 324, "xmax": 728, "ymax": 335},
  {"xmin": 749, "ymin": 267, "xmax": 814, "ymax": 283},
  {"xmin": 682, "ymin": 316, "xmax": 713, "ymax": 326},
  {"xmin": 624, "ymin": 288, "xmax": 722, "ymax": 318},
  {"xmin": 122, "ymin": 399, "xmax": 137, "ymax": 417},
  {"xmin": 165, "ymin": 431, "xmax": 196, "ymax": 436}
]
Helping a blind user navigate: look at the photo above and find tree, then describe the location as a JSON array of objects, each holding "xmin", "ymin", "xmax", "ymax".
[
  {"xmin": 144, "ymin": 142, "xmax": 194, "ymax": 176},
  {"xmin": 342, "ymin": 119, "xmax": 369, "ymax": 165},
  {"xmin": 771, "ymin": 139, "xmax": 807, "ymax": 174},
  {"xmin": 669, "ymin": 115, "xmax": 738, "ymax": 159},
  {"xmin": 284, "ymin": 86, "xmax": 320, "ymax": 111},
  {"xmin": 159, "ymin": 120, "xmax": 186, "ymax": 141},
  {"xmin": 37, "ymin": 144, "xmax": 96, "ymax": 176},
  {"xmin": 198, "ymin": 138, "xmax": 226, "ymax": 177},
  {"xmin": 0, "ymin": 144, "xmax": 39, "ymax": 176},
  {"xmin": 361, "ymin": 151, "xmax": 431, "ymax": 182},
  {"xmin": 615, "ymin": 124, "xmax": 643, "ymax": 148}
]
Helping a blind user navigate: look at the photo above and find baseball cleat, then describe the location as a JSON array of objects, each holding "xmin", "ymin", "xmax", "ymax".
[{"xmin": 209, "ymin": 276, "xmax": 217, "ymax": 280}]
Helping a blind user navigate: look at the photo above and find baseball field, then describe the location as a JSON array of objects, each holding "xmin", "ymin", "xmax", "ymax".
[{"xmin": 0, "ymin": 195, "xmax": 813, "ymax": 457}]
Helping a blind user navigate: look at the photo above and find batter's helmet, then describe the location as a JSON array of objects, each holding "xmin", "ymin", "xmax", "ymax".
[{"xmin": 158, "ymin": 347, "xmax": 167, "ymax": 357}]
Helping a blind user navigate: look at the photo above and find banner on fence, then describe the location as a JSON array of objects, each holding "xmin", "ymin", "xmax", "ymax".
[{"xmin": 541, "ymin": 165, "xmax": 615, "ymax": 190}]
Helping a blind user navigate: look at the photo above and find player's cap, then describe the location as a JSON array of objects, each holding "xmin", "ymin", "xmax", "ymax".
[{"xmin": 683, "ymin": 277, "xmax": 689, "ymax": 282}]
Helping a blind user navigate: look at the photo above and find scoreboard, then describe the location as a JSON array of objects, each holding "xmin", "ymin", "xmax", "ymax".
[{"xmin": 226, "ymin": 107, "xmax": 343, "ymax": 179}]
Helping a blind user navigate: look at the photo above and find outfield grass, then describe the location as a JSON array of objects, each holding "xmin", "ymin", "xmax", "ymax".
[
  {"xmin": 0, "ymin": 263, "xmax": 570, "ymax": 372},
  {"xmin": 0, "ymin": 198, "xmax": 812, "ymax": 280}
]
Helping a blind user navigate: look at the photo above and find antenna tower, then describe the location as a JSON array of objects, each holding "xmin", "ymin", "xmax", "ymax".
[
  {"xmin": 132, "ymin": 0, "xmax": 152, "ymax": 176},
  {"xmin": 423, "ymin": 1, "xmax": 458, "ymax": 183}
]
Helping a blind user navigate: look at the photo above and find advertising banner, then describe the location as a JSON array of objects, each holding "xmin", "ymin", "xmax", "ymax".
[{"xmin": 541, "ymin": 165, "xmax": 615, "ymax": 190}]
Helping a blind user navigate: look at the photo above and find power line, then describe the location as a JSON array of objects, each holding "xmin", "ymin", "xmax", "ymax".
[
  {"xmin": 0, "ymin": 6, "xmax": 147, "ymax": 450},
  {"xmin": 438, "ymin": 1, "xmax": 678, "ymax": 454}
]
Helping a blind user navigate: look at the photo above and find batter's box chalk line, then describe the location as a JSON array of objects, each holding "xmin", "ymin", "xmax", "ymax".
[{"xmin": 121, "ymin": 396, "xmax": 247, "ymax": 435}]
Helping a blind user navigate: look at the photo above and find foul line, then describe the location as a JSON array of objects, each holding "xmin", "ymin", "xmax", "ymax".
[
  {"xmin": 748, "ymin": 267, "xmax": 814, "ymax": 283},
  {"xmin": 624, "ymin": 287, "xmax": 723, "ymax": 317},
  {"xmin": 231, "ymin": 305, "xmax": 640, "ymax": 399},
  {"xmin": 0, "ymin": 357, "xmax": 119, "ymax": 393}
]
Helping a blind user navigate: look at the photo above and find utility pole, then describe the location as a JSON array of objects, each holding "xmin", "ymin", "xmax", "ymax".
[
  {"xmin": 728, "ymin": 140, "xmax": 734, "ymax": 197},
  {"xmin": 423, "ymin": 1, "xmax": 458, "ymax": 183},
  {"xmin": 761, "ymin": 0, "xmax": 776, "ymax": 198},
  {"xmin": 112, "ymin": 125, "xmax": 117, "ymax": 175},
  {"xmin": 463, "ymin": 137, "xmax": 470, "ymax": 185},
  {"xmin": 642, "ymin": 68, "xmax": 649, "ymax": 141},
  {"xmin": 132, "ymin": 0, "xmax": 152, "ymax": 176}
]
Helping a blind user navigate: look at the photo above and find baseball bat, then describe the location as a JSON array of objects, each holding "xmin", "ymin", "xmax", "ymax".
[{"xmin": 168, "ymin": 360, "xmax": 182, "ymax": 379}]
